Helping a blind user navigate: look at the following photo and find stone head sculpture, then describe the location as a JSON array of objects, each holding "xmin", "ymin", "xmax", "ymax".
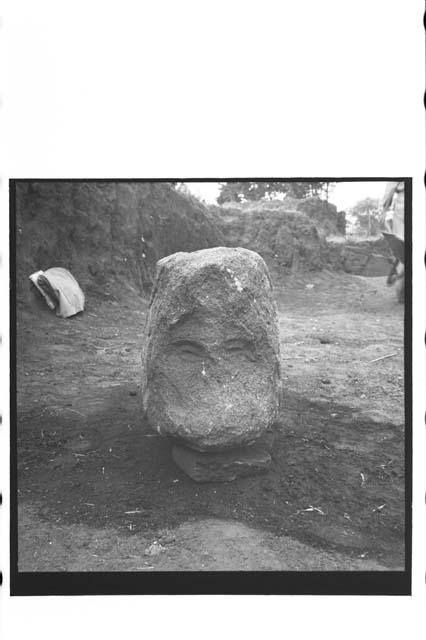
[{"xmin": 141, "ymin": 247, "xmax": 281, "ymax": 452}]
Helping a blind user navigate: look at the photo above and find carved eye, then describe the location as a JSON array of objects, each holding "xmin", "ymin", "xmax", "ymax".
[
  {"xmin": 171, "ymin": 340, "xmax": 205, "ymax": 361},
  {"xmin": 224, "ymin": 338, "xmax": 256, "ymax": 360}
]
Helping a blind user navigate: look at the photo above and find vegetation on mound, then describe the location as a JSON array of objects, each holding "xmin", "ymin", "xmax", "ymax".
[
  {"xmin": 210, "ymin": 202, "xmax": 323, "ymax": 272},
  {"xmin": 295, "ymin": 197, "xmax": 345, "ymax": 236},
  {"xmin": 216, "ymin": 181, "xmax": 335, "ymax": 204},
  {"xmin": 16, "ymin": 181, "xmax": 387, "ymax": 310},
  {"xmin": 213, "ymin": 195, "xmax": 343, "ymax": 235},
  {"xmin": 15, "ymin": 182, "xmax": 224, "ymax": 302}
]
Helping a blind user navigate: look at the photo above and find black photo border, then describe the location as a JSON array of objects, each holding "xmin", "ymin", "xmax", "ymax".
[{"xmin": 9, "ymin": 177, "xmax": 412, "ymax": 596}]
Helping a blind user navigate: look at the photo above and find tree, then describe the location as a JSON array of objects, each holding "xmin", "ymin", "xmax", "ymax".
[
  {"xmin": 216, "ymin": 181, "xmax": 335, "ymax": 204},
  {"xmin": 350, "ymin": 197, "xmax": 381, "ymax": 236},
  {"xmin": 173, "ymin": 182, "xmax": 193, "ymax": 197}
]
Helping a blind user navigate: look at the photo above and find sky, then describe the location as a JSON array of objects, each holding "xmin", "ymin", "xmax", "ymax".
[{"xmin": 185, "ymin": 181, "xmax": 388, "ymax": 211}]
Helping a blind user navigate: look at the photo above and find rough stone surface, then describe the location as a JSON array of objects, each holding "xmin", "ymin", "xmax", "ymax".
[
  {"xmin": 141, "ymin": 247, "xmax": 281, "ymax": 451},
  {"xmin": 344, "ymin": 247, "xmax": 391, "ymax": 276},
  {"xmin": 324, "ymin": 236, "xmax": 392, "ymax": 276},
  {"xmin": 363, "ymin": 253, "xmax": 391, "ymax": 277},
  {"xmin": 343, "ymin": 246, "xmax": 371, "ymax": 273},
  {"xmin": 172, "ymin": 443, "xmax": 272, "ymax": 482}
]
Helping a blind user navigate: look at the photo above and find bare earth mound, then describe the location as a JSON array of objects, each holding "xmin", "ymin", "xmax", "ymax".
[
  {"xmin": 15, "ymin": 181, "xmax": 223, "ymax": 301},
  {"xmin": 213, "ymin": 203, "xmax": 323, "ymax": 273}
]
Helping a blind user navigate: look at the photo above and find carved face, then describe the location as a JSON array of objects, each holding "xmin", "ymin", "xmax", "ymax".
[{"xmin": 142, "ymin": 248, "xmax": 281, "ymax": 451}]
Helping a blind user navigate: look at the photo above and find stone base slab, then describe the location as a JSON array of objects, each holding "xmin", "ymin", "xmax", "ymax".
[{"xmin": 171, "ymin": 442, "xmax": 272, "ymax": 482}]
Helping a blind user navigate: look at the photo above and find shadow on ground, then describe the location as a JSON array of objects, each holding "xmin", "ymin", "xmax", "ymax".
[
  {"xmin": 16, "ymin": 271, "xmax": 406, "ymax": 571},
  {"xmin": 17, "ymin": 384, "xmax": 404, "ymax": 569}
]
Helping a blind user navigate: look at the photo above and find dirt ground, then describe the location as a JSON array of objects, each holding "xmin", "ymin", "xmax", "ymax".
[{"xmin": 16, "ymin": 269, "xmax": 405, "ymax": 571}]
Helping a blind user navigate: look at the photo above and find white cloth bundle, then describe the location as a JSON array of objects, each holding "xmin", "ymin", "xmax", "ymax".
[{"xmin": 29, "ymin": 267, "xmax": 85, "ymax": 318}]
